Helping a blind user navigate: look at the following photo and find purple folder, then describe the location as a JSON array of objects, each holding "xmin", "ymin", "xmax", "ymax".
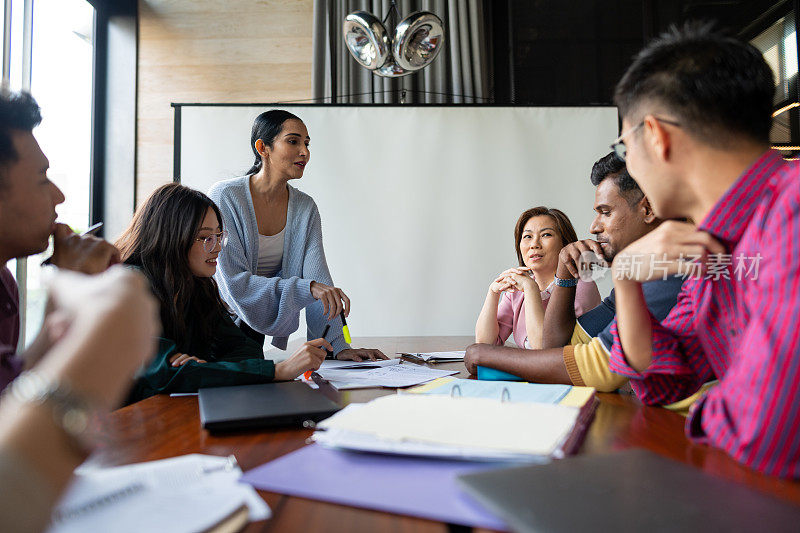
[{"xmin": 240, "ymin": 444, "xmax": 509, "ymax": 530}]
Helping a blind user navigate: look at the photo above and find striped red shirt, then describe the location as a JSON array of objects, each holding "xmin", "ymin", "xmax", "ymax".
[{"xmin": 608, "ymin": 150, "xmax": 800, "ymax": 478}]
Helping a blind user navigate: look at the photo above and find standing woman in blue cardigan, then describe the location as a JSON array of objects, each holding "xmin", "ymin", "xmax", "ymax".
[{"xmin": 209, "ymin": 110, "xmax": 386, "ymax": 361}]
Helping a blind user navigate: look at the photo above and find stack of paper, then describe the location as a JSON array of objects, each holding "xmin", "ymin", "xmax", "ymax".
[
  {"xmin": 313, "ymin": 393, "xmax": 593, "ymax": 462},
  {"xmin": 404, "ymin": 378, "xmax": 598, "ymax": 457},
  {"xmin": 314, "ymin": 361, "xmax": 458, "ymax": 390},
  {"xmin": 398, "ymin": 351, "xmax": 465, "ymax": 362},
  {"xmin": 318, "ymin": 358, "xmax": 402, "ymax": 370},
  {"xmin": 47, "ymin": 455, "xmax": 270, "ymax": 533},
  {"xmin": 298, "ymin": 360, "xmax": 402, "ymax": 389}
]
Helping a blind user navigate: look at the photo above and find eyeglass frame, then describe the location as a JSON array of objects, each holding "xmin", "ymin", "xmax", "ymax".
[
  {"xmin": 610, "ymin": 116, "xmax": 681, "ymax": 161},
  {"xmin": 195, "ymin": 230, "xmax": 229, "ymax": 252}
]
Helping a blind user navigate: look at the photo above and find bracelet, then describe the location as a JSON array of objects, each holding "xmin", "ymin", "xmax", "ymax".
[
  {"xmin": 3, "ymin": 371, "xmax": 99, "ymax": 455},
  {"xmin": 554, "ymin": 275, "xmax": 578, "ymax": 288}
]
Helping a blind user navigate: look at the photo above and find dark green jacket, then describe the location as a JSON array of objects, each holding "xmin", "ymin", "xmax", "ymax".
[{"xmin": 129, "ymin": 312, "xmax": 275, "ymax": 402}]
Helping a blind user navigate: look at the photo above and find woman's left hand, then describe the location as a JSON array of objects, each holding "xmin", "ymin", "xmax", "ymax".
[
  {"xmin": 504, "ymin": 271, "xmax": 539, "ymax": 294},
  {"xmin": 336, "ymin": 348, "xmax": 389, "ymax": 362},
  {"xmin": 169, "ymin": 352, "xmax": 207, "ymax": 367}
]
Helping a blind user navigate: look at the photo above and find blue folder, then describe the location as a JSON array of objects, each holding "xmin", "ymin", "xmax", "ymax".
[{"xmin": 477, "ymin": 365, "xmax": 525, "ymax": 381}]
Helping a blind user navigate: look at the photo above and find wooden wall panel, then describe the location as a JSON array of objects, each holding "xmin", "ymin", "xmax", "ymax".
[{"xmin": 136, "ymin": 0, "xmax": 314, "ymax": 204}]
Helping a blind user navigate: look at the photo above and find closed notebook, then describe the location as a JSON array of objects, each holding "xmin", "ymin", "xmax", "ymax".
[
  {"xmin": 198, "ymin": 382, "xmax": 341, "ymax": 432},
  {"xmin": 457, "ymin": 448, "xmax": 800, "ymax": 533}
]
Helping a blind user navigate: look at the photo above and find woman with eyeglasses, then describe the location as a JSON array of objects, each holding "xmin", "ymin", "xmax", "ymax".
[
  {"xmin": 116, "ymin": 184, "xmax": 331, "ymax": 401},
  {"xmin": 208, "ymin": 110, "xmax": 386, "ymax": 362}
]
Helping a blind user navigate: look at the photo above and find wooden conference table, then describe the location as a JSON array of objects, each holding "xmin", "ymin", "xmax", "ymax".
[{"xmin": 91, "ymin": 337, "xmax": 800, "ymax": 532}]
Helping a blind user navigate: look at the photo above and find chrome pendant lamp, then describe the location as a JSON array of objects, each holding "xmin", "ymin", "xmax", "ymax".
[{"xmin": 343, "ymin": 3, "xmax": 445, "ymax": 78}]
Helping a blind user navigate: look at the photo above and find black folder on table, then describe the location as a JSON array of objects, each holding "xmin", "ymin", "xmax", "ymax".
[
  {"xmin": 457, "ymin": 448, "xmax": 800, "ymax": 533},
  {"xmin": 198, "ymin": 382, "xmax": 341, "ymax": 432}
]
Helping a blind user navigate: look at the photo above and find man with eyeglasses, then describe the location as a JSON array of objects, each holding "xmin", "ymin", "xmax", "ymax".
[{"xmin": 605, "ymin": 23, "xmax": 800, "ymax": 478}]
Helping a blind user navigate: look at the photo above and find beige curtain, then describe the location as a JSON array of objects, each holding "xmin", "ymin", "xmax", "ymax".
[{"xmin": 312, "ymin": 0, "xmax": 491, "ymax": 103}]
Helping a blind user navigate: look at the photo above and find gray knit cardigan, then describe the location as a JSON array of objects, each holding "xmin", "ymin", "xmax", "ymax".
[{"xmin": 209, "ymin": 176, "xmax": 349, "ymax": 354}]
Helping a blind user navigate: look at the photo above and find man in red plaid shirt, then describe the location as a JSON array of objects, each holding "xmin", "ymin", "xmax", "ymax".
[{"xmin": 606, "ymin": 22, "xmax": 800, "ymax": 478}]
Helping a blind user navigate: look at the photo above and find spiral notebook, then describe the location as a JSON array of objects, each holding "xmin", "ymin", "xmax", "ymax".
[
  {"xmin": 313, "ymin": 391, "xmax": 597, "ymax": 461},
  {"xmin": 405, "ymin": 377, "xmax": 576, "ymax": 404},
  {"xmin": 47, "ymin": 454, "xmax": 270, "ymax": 533}
]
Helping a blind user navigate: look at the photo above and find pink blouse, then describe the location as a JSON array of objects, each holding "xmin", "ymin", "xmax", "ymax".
[{"xmin": 495, "ymin": 279, "xmax": 601, "ymax": 348}]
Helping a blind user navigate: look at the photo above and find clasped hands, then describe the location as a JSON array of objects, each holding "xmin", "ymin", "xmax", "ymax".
[{"xmin": 489, "ymin": 267, "xmax": 539, "ymax": 295}]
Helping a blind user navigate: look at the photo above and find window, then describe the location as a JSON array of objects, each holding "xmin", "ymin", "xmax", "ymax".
[
  {"xmin": 751, "ymin": 13, "xmax": 798, "ymax": 106},
  {"xmin": 7, "ymin": 0, "xmax": 27, "ymax": 92},
  {"xmin": 750, "ymin": 10, "xmax": 800, "ymax": 158}
]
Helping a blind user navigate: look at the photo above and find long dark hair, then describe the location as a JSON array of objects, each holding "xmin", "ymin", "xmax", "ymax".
[
  {"xmin": 116, "ymin": 183, "xmax": 228, "ymax": 351},
  {"xmin": 513, "ymin": 207, "xmax": 579, "ymax": 267},
  {"xmin": 245, "ymin": 109, "xmax": 302, "ymax": 175}
]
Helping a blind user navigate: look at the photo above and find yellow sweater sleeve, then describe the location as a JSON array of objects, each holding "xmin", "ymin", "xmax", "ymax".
[
  {"xmin": 561, "ymin": 323, "xmax": 592, "ymax": 385},
  {"xmin": 562, "ymin": 323, "xmax": 717, "ymax": 410},
  {"xmin": 563, "ymin": 336, "xmax": 628, "ymax": 392},
  {"xmin": 662, "ymin": 381, "xmax": 719, "ymax": 416}
]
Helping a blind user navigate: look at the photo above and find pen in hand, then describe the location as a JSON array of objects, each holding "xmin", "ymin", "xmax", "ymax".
[
  {"xmin": 321, "ymin": 324, "xmax": 333, "ymax": 359},
  {"xmin": 41, "ymin": 222, "xmax": 104, "ymax": 266},
  {"xmin": 81, "ymin": 222, "xmax": 104, "ymax": 236},
  {"xmin": 304, "ymin": 324, "xmax": 331, "ymax": 380}
]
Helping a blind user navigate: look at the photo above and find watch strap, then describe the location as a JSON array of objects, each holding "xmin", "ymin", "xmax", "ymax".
[
  {"xmin": 554, "ymin": 275, "xmax": 579, "ymax": 288},
  {"xmin": 4, "ymin": 371, "xmax": 98, "ymax": 454}
]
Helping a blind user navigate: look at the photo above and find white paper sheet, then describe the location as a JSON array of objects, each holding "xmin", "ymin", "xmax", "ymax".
[
  {"xmin": 313, "ymin": 424, "xmax": 549, "ymax": 463},
  {"xmin": 315, "ymin": 364, "xmax": 458, "ymax": 389}
]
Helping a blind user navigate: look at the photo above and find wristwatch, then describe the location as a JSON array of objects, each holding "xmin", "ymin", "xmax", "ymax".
[
  {"xmin": 4, "ymin": 370, "xmax": 100, "ymax": 455},
  {"xmin": 554, "ymin": 275, "xmax": 579, "ymax": 288}
]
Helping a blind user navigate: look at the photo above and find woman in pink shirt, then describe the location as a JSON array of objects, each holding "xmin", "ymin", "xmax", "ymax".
[{"xmin": 475, "ymin": 207, "xmax": 601, "ymax": 349}]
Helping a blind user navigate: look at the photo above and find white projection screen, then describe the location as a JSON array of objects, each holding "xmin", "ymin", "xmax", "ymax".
[{"xmin": 178, "ymin": 105, "xmax": 618, "ymax": 343}]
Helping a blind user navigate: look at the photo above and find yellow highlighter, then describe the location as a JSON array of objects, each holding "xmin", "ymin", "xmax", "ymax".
[{"xmin": 341, "ymin": 311, "xmax": 352, "ymax": 344}]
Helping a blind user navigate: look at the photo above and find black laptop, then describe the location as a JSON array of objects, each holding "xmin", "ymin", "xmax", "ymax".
[
  {"xmin": 198, "ymin": 382, "xmax": 341, "ymax": 432},
  {"xmin": 458, "ymin": 448, "xmax": 800, "ymax": 533}
]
